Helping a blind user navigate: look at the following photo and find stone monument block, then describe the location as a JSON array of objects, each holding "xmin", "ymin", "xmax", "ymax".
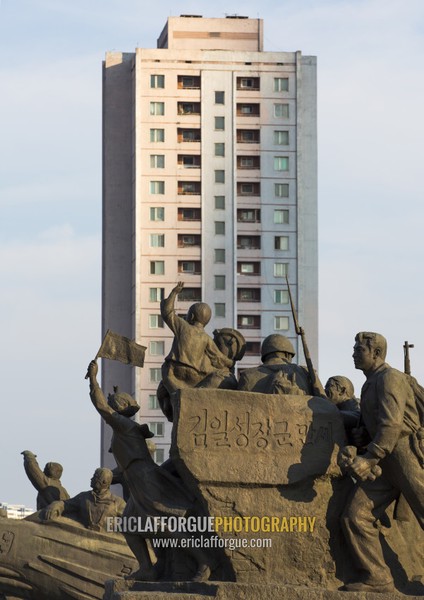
[{"xmin": 170, "ymin": 389, "xmax": 350, "ymax": 588}]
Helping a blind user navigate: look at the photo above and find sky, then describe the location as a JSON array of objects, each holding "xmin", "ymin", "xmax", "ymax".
[{"xmin": 1, "ymin": 0, "xmax": 424, "ymax": 507}]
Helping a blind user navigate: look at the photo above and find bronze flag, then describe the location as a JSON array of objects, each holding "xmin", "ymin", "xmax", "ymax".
[{"xmin": 96, "ymin": 329, "xmax": 146, "ymax": 368}]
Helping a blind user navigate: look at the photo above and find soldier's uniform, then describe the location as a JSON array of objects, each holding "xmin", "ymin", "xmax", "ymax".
[{"xmin": 342, "ymin": 363, "xmax": 424, "ymax": 585}]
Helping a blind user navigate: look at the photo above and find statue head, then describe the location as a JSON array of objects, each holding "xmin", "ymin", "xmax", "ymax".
[
  {"xmin": 261, "ymin": 334, "xmax": 295, "ymax": 363},
  {"xmin": 325, "ymin": 376, "xmax": 355, "ymax": 403},
  {"xmin": 186, "ymin": 302, "xmax": 211, "ymax": 326},
  {"xmin": 353, "ymin": 331, "xmax": 387, "ymax": 371},
  {"xmin": 44, "ymin": 462, "xmax": 63, "ymax": 480},
  {"xmin": 213, "ymin": 328, "xmax": 246, "ymax": 362},
  {"xmin": 107, "ymin": 386, "xmax": 140, "ymax": 417},
  {"xmin": 90, "ymin": 467, "xmax": 113, "ymax": 493}
]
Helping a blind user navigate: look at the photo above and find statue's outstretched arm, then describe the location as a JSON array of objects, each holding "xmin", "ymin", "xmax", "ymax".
[
  {"xmin": 86, "ymin": 360, "xmax": 115, "ymax": 425},
  {"xmin": 21, "ymin": 450, "xmax": 49, "ymax": 491},
  {"xmin": 161, "ymin": 282, "xmax": 184, "ymax": 331}
]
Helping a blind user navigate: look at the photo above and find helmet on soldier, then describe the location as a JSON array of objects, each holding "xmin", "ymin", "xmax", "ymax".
[{"xmin": 261, "ymin": 334, "xmax": 295, "ymax": 361}]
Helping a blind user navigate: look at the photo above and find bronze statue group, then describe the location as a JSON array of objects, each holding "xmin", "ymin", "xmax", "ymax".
[{"xmin": 21, "ymin": 283, "xmax": 424, "ymax": 594}]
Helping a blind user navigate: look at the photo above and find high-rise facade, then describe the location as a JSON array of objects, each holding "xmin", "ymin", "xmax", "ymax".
[{"xmin": 101, "ymin": 15, "xmax": 317, "ymax": 467}]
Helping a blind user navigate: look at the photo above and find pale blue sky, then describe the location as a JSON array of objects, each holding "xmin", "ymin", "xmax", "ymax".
[{"xmin": 1, "ymin": 0, "xmax": 424, "ymax": 506}]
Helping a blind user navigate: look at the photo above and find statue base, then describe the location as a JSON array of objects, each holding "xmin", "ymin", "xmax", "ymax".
[{"xmin": 104, "ymin": 579, "xmax": 424, "ymax": 599}]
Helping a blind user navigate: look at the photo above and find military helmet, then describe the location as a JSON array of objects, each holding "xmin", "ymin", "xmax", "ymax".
[{"xmin": 261, "ymin": 334, "xmax": 295, "ymax": 360}]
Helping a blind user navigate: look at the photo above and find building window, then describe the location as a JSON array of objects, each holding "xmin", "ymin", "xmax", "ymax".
[
  {"xmin": 154, "ymin": 448, "xmax": 165, "ymax": 463},
  {"xmin": 149, "ymin": 314, "xmax": 164, "ymax": 328},
  {"xmin": 214, "ymin": 249, "xmax": 226, "ymax": 263},
  {"xmin": 274, "ymin": 263, "xmax": 288, "ymax": 277},
  {"xmin": 215, "ymin": 170, "xmax": 225, "ymax": 183},
  {"xmin": 215, "ymin": 116, "xmax": 225, "ymax": 130},
  {"xmin": 149, "ymin": 368, "xmax": 162, "ymax": 383},
  {"xmin": 150, "ymin": 102, "xmax": 165, "ymax": 116},
  {"xmin": 237, "ymin": 235, "xmax": 261, "ymax": 250},
  {"xmin": 274, "ymin": 290, "xmax": 289, "ymax": 304},
  {"xmin": 237, "ymin": 315, "xmax": 261, "ymax": 329},
  {"xmin": 275, "ymin": 316, "xmax": 289, "ymax": 331},
  {"xmin": 237, "ymin": 208, "xmax": 261, "ymax": 223},
  {"xmin": 149, "ymin": 421, "xmax": 164, "ymax": 436},
  {"xmin": 150, "ymin": 261, "xmax": 165, "ymax": 275},
  {"xmin": 275, "ymin": 183, "xmax": 289, "ymax": 198},
  {"xmin": 274, "ymin": 130, "xmax": 289, "ymax": 145},
  {"xmin": 215, "ymin": 91, "xmax": 225, "ymax": 104},
  {"xmin": 150, "ymin": 75, "xmax": 165, "ymax": 89},
  {"xmin": 150, "ymin": 74, "xmax": 164, "ymax": 88},
  {"xmin": 274, "ymin": 104, "xmax": 289, "ymax": 118},
  {"xmin": 215, "ymin": 143, "xmax": 225, "ymax": 157},
  {"xmin": 178, "ymin": 207, "xmax": 201, "ymax": 221},
  {"xmin": 215, "ymin": 221, "xmax": 225, "ymax": 235},
  {"xmin": 178, "ymin": 261, "xmax": 201, "ymax": 274},
  {"xmin": 149, "ymin": 287, "xmax": 165, "ymax": 302},
  {"xmin": 215, "ymin": 275, "xmax": 226, "ymax": 290},
  {"xmin": 150, "ymin": 181, "xmax": 165, "ymax": 194},
  {"xmin": 215, "ymin": 196, "xmax": 225, "ymax": 209},
  {"xmin": 178, "ymin": 155, "xmax": 201, "ymax": 168},
  {"xmin": 274, "ymin": 77, "xmax": 289, "ymax": 92},
  {"xmin": 149, "ymin": 341, "xmax": 165, "ymax": 356},
  {"xmin": 215, "ymin": 303, "xmax": 226, "ymax": 317},
  {"xmin": 237, "ymin": 262, "xmax": 261, "ymax": 275},
  {"xmin": 178, "ymin": 234, "xmax": 201, "ymax": 248},
  {"xmin": 274, "ymin": 209, "xmax": 289, "ymax": 224},
  {"xmin": 150, "ymin": 154, "xmax": 165, "ymax": 168},
  {"xmin": 237, "ymin": 129, "xmax": 260, "ymax": 143},
  {"xmin": 150, "ymin": 128, "xmax": 165, "ymax": 142},
  {"xmin": 150, "ymin": 207, "xmax": 165, "ymax": 221},
  {"xmin": 237, "ymin": 288, "xmax": 261, "ymax": 302},
  {"xmin": 274, "ymin": 157, "xmax": 289, "ymax": 171},
  {"xmin": 149, "ymin": 234, "xmax": 165, "ymax": 248},
  {"xmin": 178, "ymin": 287, "xmax": 201, "ymax": 301},
  {"xmin": 275, "ymin": 236, "xmax": 289, "ymax": 251},
  {"xmin": 148, "ymin": 394, "xmax": 160, "ymax": 410}
]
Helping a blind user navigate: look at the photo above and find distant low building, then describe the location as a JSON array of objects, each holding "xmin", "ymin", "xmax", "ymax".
[{"xmin": 0, "ymin": 502, "xmax": 35, "ymax": 519}]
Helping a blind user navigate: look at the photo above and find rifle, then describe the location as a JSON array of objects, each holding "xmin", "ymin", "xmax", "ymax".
[
  {"xmin": 403, "ymin": 341, "xmax": 414, "ymax": 376},
  {"xmin": 285, "ymin": 276, "xmax": 326, "ymax": 397}
]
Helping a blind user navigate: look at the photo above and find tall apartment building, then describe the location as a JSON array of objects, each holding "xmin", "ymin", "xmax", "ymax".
[{"xmin": 101, "ymin": 15, "xmax": 317, "ymax": 467}]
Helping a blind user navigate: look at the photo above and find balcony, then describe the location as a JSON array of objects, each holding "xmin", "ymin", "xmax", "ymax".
[
  {"xmin": 237, "ymin": 156, "xmax": 260, "ymax": 170},
  {"xmin": 178, "ymin": 287, "xmax": 202, "ymax": 301},
  {"xmin": 178, "ymin": 128, "xmax": 201, "ymax": 143},
  {"xmin": 237, "ymin": 262, "xmax": 261, "ymax": 276},
  {"xmin": 177, "ymin": 102, "xmax": 201, "ymax": 115},
  {"xmin": 178, "ymin": 207, "xmax": 201, "ymax": 221},
  {"xmin": 236, "ymin": 103, "xmax": 260, "ymax": 117},
  {"xmin": 236, "ymin": 77, "xmax": 260, "ymax": 91},
  {"xmin": 237, "ymin": 129, "xmax": 260, "ymax": 144},
  {"xmin": 237, "ymin": 182, "xmax": 261, "ymax": 197},
  {"xmin": 178, "ymin": 75, "xmax": 201, "ymax": 89},
  {"xmin": 178, "ymin": 261, "xmax": 202, "ymax": 275},
  {"xmin": 237, "ymin": 315, "xmax": 261, "ymax": 329},
  {"xmin": 178, "ymin": 234, "xmax": 201, "ymax": 248},
  {"xmin": 237, "ymin": 236, "xmax": 261, "ymax": 250},
  {"xmin": 237, "ymin": 208, "xmax": 261, "ymax": 223},
  {"xmin": 178, "ymin": 155, "xmax": 201, "ymax": 169},
  {"xmin": 237, "ymin": 288, "xmax": 261, "ymax": 302},
  {"xmin": 178, "ymin": 181, "xmax": 201, "ymax": 195}
]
